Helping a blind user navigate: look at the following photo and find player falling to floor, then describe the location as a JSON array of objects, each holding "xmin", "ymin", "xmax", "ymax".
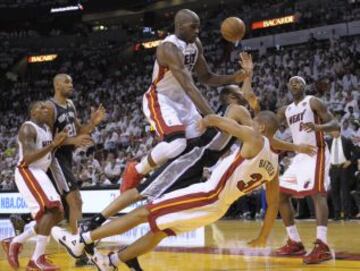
[
  {"xmin": 121, "ymin": 9, "xmax": 250, "ymax": 192},
  {"xmin": 1, "ymin": 101, "xmax": 68, "ymax": 271},
  {"xmin": 78, "ymin": 54, "xmax": 314, "ymax": 243},
  {"xmin": 55, "ymin": 112, "xmax": 317, "ymax": 271},
  {"xmin": 276, "ymin": 76, "xmax": 340, "ymax": 264}
]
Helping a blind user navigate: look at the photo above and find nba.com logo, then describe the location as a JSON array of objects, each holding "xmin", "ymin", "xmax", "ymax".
[{"xmin": 0, "ymin": 196, "xmax": 27, "ymax": 209}]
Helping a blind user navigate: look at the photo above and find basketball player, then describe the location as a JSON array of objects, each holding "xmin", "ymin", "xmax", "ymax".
[
  {"xmin": 275, "ymin": 76, "xmax": 340, "ymax": 264},
  {"xmin": 79, "ymin": 54, "xmax": 315, "ymax": 241},
  {"xmin": 1, "ymin": 101, "xmax": 67, "ymax": 271},
  {"xmin": 46, "ymin": 73, "xmax": 106, "ymax": 266},
  {"xmin": 54, "ymin": 111, "xmax": 282, "ymax": 271},
  {"xmin": 121, "ymin": 9, "xmax": 251, "ymax": 191}
]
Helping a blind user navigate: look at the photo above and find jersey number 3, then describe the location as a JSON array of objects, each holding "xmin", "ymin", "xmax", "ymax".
[{"xmin": 237, "ymin": 173, "xmax": 266, "ymax": 193}]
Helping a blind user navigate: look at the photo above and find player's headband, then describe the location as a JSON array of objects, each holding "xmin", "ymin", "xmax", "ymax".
[{"xmin": 289, "ymin": 76, "xmax": 306, "ymax": 86}]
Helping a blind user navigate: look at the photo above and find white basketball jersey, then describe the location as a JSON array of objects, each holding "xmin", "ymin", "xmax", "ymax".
[
  {"xmin": 214, "ymin": 137, "xmax": 278, "ymax": 205},
  {"xmin": 150, "ymin": 34, "xmax": 198, "ymax": 100},
  {"xmin": 285, "ymin": 95, "xmax": 325, "ymax": 147},
  {"xmin": 17, "ymin": 121, "xmax": 53, "ymax": 171}
]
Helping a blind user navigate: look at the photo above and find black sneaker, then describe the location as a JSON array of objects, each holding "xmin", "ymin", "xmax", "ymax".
[
  {"xmin": 9, "ymin": 214, "xmax": 27, "ymax": 235},
  {"xmin": 75, "ymin": 253, "xmax": 93, "ymax": 267}
]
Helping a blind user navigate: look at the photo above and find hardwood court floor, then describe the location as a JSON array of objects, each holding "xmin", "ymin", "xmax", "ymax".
[{"xmin": 1, "ymin": 219, "xmax": 360, "ymax": 271}]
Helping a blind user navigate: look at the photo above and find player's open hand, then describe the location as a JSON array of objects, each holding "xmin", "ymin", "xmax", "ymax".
[
  {"xmin": 52, "ymin": 131, "xmax": 68, "ymax": 148},
  {"xmin": 196, "ymin": 118, "xmax": 207, "ymax": 134},
  {"xmin": 90, "ymin": 104, "xmax": 106, "ymax": 126},
  {"xmin": 247, "ymin": 238, "xmax": 266, "ymax": 248},
  {"xmin": 73, "ymin": 134, "xmax": 94, "ymax": 148},
  {"xmin": 239, "ymin": 52, "xmax": 253, "ymax": 76},
  {"xmin": 295, "ymin": 144, "xmax": 317, "ymax": 156},
  {"xmin": 302, "ymin": 122, "xmax": 318, "ymax": 132}
]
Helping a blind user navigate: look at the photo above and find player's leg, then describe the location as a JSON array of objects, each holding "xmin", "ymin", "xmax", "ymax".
[
  {"xmin": 65, "ymin": 189, "xmax": 83, "ymax": 234},
  {"xmin": 276, "ymin": 192, "xmax": 306, "ymax": 255},
  {"xmin": 53, "ymin": 206, "xmax": 149, "ymax": 258},
  {"xmin": 81, "ymin": 188, "xmax": 143, "ymax": 232},
  {"xmin": 121, "ymin": 94, "xmax": 189, "ymax": 192},
  {"xmin": 90, "ymin": 231, "xmax": 167, "ymax": 271},
  {"xmin": 303, "ymin": 147, "xmax": 332, "ymax": 264}
]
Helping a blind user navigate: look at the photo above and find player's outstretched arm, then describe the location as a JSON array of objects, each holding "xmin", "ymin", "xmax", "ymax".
[
  {"xmin": 270, "ymin": 137, "xmax": 317, "ymax": 156},
  {"xmin": 157, "ymin": 42, "xmax": 214, "ymax": 115},
  {"xmin": 194, "ymin": 39, "xmax": 249, "ymax": 86},
  {"xmin": 200, "ymin": 115, "xmax": 263, "ymax": 157},
  {"xmin": 18, "ymin": 124, "xmax": 67, "ymax": 165},
  {"xmin": 248, "ymin": 175, "xmax": 279, "ymax": 247},
  {"xmin": 302, "ymin": 97, "xmax": 340, "ymax": 133}
]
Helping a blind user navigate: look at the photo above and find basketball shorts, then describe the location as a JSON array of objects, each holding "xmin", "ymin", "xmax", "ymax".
[
  {"xmin": 280, "ymin": 146, "xmax": 330, "ymax": 197},
  {"xmin": 146, "ymin": 158, "xmax": 232, "ymax": 236},
  {"xmin": 137, "ymin": 129, "xmax": 234, "ymax": 201},
  {"xmin": 143, "ymin": 89, "xmax": 203, "ymax": 140},
  {"xmin": 15, "ymin": 165, "xmax": 63, "ymax": 221},
  {"xmin": 48, "ymin": 157, "xmax": 78, "ymax": 195}
]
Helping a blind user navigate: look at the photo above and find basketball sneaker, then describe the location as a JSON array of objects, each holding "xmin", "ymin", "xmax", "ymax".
[
  {"xmin": 2, "ymin": 237, "xmax": 23, "ymax": 269},
  {"xmin": 51, "ymin": 226, "xmax": 85, "ymax": 259},
  {"xmin": 275, "ymin": 239, "xmax": 306, "ymax": 256},
  {"xmin": 26, "ymin": 255, "xmax": 60, "ymax": 271},
  {"xmin": 303, "ymin": 239, "xmax": 333, "ymax": 264},
  {"xmin": 120, "ymin": 161, "xmax": 143, "ymax": 192},
  {"xmin": 90, "ymin": 251, "xmax": 118, "ymax": 271}
]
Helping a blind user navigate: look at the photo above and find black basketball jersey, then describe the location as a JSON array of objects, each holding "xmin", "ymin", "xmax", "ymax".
[{"xmin": 49, "ymin": 98, "xmax": 77, "ymax": 164}]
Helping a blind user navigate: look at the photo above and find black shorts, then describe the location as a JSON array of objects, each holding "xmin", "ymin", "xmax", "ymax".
[
  {"xmin": 137, "ymin": 128, "xmax": 235, "ymax": 200},
  {"xmin": 48, "ymin": 157, "xmax": 79, "ymax": 196}
]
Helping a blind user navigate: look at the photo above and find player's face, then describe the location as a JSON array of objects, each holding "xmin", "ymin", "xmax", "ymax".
[
  {"xmin": 181, "ymin": 21, "xmax": 200, "ymax": 43},
  {"xmin": 288, "ymin": 78, "xmax": 304, "ymax": 97},
  {"xmin": 33, "ymin": 102, "xmax": 51, "ymax": 123},
  {"xmin": 59, "ymin": 76, "xmax": 74, "ymax": 98}
]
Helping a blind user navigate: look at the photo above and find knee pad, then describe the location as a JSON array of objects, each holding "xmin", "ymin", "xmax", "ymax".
[{"xmin": 151, "ymin": 138, "xmax": 187, "ymax": 165}]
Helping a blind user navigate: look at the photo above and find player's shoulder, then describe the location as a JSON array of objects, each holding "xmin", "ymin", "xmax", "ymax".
[{"xmin": 66, "ymin": 99, "xmax": 76, "ymax": 109}]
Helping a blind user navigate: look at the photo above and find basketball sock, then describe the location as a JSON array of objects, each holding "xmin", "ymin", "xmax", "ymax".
[
  {"xmin": 316, "ymin": 226, "xmax": 327, "ymax": 244},
  {"xmin": 81, "ymin": 231, "xmax": 93, "ymax": 245},
  {"xmin": 135, "ymin": 157, "xmax": 152, "ymax": 175},
  {"xmin": 110, "ymin": 252, "xmax": 120, "ymax": 266},
  {"xmin": 13, "ymin": 226, "xmax": 36, "ymax": 244},
  {"xmin": 286, "ymin": 225, "xmax": 301, "ymax": 242},
  {"xmin": 32, "ymin": 235, "xmax": 48, "ymax": 260}
]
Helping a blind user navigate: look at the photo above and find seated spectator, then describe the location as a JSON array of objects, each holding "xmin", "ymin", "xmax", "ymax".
[{"xmin": 103, "ymin": 152, "xmax": 122, "ymax": 184}]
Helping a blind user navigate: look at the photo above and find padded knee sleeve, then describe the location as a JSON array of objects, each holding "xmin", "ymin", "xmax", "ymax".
[{"xmin": 151, "ymin": 138, "xmax": 187, "ymax": 165}]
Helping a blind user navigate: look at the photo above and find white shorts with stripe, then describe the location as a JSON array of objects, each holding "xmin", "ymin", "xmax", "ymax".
[
  {"xmin": 146, "ymin": 161, "xmax": 231, "ymax": 236},
  {"xmin": 15, "ymin": 165, "xmax": 63, "ymax": 221},
  {"xmin": 143, "ymin": 86, "xmax": 202, "ymax": 140},
  {"xmin": 280, "ymin": 146, "xmax": 330, "ymax": 197}
]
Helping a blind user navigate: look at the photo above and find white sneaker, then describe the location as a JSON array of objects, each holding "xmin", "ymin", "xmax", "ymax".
[
  {"xmin": 51, "ymin": 226, "xmax": 85, "ymax": 258},
  {"xmin": 90, "ymin": 251, "xmax": 118, "ymax": 271}
]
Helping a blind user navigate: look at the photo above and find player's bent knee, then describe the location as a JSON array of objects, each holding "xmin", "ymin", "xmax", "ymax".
[{"xmin": 166, "ymin": 138, "xmax": 187, "ymax": 158}]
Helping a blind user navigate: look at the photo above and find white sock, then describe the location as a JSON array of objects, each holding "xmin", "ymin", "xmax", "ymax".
[
  {"xmin": 32, "ymin": 235, "xmax": 48, "ymax": 260},
  {"xmin": 286, "ymin": 225, "xmax": 301, "ymax": 242},
  {"xmin": 135, "ymin": 156, "xmax": 152, "ymax": 175},
  {"xmin": 13, "ymin": 226, "xmax": 36, "ymax": 244},
  {"xmin": 316, "ymin": 226, "xmax": 327, "ymax": 244},
  {"xmin": 110, "ymin": 252, "xmax": 120, "ymax": 266},
  {"xmin": 81, "ymin": 231, "xmax": 93, "ymax": 245}
]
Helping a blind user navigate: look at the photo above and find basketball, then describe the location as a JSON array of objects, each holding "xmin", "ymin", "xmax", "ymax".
[{"xmin": 220, "ymin": 17, "xmax": 246, "ymax": 42}]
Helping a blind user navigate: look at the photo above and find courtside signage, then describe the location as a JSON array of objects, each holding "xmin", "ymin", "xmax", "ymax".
[{"xmin": 251, "ymin": 15, "xmax": 296, "ymax": 30}]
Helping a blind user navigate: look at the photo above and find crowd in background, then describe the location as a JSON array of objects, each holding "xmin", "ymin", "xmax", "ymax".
[{"xmin": 0, "ymin": 1, "xmax": 359, "ymax": 219}]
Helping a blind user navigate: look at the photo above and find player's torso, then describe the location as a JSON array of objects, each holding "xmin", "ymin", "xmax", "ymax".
[
  {"xmin": 150, "ymin": 35, "xmax": 198, "ymax": 100},
  {"xmin": 49, "ymin": 99, "xmax": 77, "ymax": 160},
  {"xmin": 213, "ymin": 138, "xmax": 278, "ymax": 205},
  {"xmin": 285, "ymin": 95, "xmax": 324, "ymax": 147},
  {"xmin": 18, "ymin": 121, "xmax": 53, "ymax": 171}
]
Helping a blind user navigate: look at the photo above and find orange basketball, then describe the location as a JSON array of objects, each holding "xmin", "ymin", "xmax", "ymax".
[{"xmin": 220, "ymin": 17, "xmax": 246, "ymax": 42}]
